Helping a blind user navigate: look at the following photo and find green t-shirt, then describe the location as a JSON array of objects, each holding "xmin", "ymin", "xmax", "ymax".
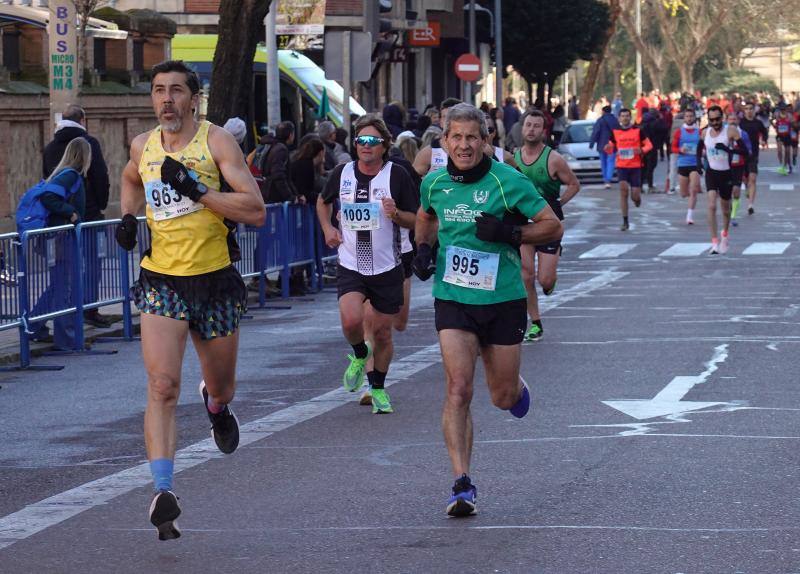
[{"xmin": 421, "ymin": 160, "xmax": 547, "ymax": 305}]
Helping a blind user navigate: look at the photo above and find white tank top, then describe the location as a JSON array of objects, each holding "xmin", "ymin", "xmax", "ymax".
[
  {"xmin": 704, "ymin": 128, "xmax": 730, "ymax": 172},
  {"xmin": 337, "ymin": 161, "xmax": 402, "ymax": 275}
]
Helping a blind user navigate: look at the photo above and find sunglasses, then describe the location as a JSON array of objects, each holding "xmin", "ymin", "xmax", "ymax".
[
  {"xmin": 487, "ymin": 127, "xmax": 496, "ymax": 134},
  {"xmin": 355, "ymin": 135, "xmax": 385, "ymax": 147},
  {"xmin": 708, "ymin": 116, "xmax": 722, "ymax": 122}
]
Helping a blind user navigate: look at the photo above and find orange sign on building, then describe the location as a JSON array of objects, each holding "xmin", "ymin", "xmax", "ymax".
[{"xmin": 408, "ymin": 21, "xmax": 441, "ymax": 47}]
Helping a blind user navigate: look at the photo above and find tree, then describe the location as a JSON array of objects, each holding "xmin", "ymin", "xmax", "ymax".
[
  {"xmin": 651, "ymin": 0, "xmax": 731, "ymax": 92},
  {"xmin": 502, "ymin": 0, "xmax": 610, "ymax": 107},
  {"xmin": 73, "ymin": 0, "xmax": 102, "ymax": 89},
  {"xmin": 579, "ymin": 0, "xmax": 621, "ymax": 118},
  {"xmin": 207, "ymin": 0, "xmax": 271, "ymax": 135},
  {"xmin": 617, "ymin": 0, "xmax": 668, "ymax": 91}
]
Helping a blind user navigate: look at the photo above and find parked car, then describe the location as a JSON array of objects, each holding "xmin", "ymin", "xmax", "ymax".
[{"xmin": 557, "ymin": 120, "xmax": 612, "ymax": 182}]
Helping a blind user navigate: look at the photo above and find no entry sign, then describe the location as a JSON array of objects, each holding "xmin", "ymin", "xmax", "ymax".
[{"xmin": 454, "ymin": 53, "xmax": 481, "ymax": 82}]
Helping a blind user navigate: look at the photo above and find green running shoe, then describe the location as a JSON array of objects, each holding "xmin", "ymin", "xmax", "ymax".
[
  {"xmin": 343, "ymin": 343, "xmax": 371, "ymax": 392},
  {"xmin": 371, "ymin": 388, "xmax": 393, "ymax": 414},
  {"xmin": 523, "ymin": 324, "xmax": 543, "ymax": 342}
]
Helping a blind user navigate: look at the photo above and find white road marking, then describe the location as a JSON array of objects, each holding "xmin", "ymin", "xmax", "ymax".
[
  {"xmin": 769, "ymin": 184, "xmax": 795, "ymax": 191},
  {"xmin": 603, "ymin": 344, "xmax": 732, "ymax": 420},
  {"xmin": 0, "ymin": 269, "xmax": 628, "ymax": 551},
  {"xmin": 579, "ymin": 243, "xmax": 637, "ymax": 259},
  {"xmin": 659, "ymin": 243, "xmax": 710, "ymax": 257},
  {"xmin": 742, "ymin": 242, "xmax": 791, "ymax": 255}
]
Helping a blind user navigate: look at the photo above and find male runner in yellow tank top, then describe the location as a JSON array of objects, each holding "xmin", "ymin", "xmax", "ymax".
[{"xmin": 115, "ymin": 60, "xmax": 265, "ymax": 541}]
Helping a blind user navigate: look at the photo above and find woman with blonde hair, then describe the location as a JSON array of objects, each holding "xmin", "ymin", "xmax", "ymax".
[{"xmin": 29, "ymin": 136, "xmax": 91, "ymax": 348}]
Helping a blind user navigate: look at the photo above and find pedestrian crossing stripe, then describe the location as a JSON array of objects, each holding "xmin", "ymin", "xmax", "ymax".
[
  {"xmin": 741, "ymin": 242, "xmax": 791, "ymax": 255},
  {"xmin": 579, "ymin": 244, "xmax": 637, "ymax": 259},
  {"xmin": 573, "ymin": 242, "xmax": 793, "ymax": 259},
  {"xmin": 658, "ymin": 243, "xmax": 709, "ymax": 257}
]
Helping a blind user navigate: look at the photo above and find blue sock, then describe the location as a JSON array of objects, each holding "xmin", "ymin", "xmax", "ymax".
[{"xmin": 150, "ymin": 458, "xmax": 174, "ymax": 492}]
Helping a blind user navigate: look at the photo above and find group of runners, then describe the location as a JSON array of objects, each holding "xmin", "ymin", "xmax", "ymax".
[
  {"xmin": 605, "ymin": 101, "xmax": 775, "ymax": 255},
  {"xmin": 118, "ymin": 60, "xmax": 582, "ymax": 538}
]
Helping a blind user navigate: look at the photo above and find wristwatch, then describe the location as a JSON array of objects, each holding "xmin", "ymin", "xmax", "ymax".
[{"xmin": 188, "ymin": 181, "xmax": 208, "ymax": 203}]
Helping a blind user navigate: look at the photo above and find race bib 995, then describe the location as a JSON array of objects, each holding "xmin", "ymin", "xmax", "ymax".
[{"xmin": 442, "ymin": 246, "xmax": 499, "ymax": 291}]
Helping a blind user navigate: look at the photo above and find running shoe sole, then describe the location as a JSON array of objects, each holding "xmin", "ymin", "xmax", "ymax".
[
  {"xmin": 447, "ymin": 497, "xmax": 477, "ymax": 517},
  {"xmin": 359, "ymin": 390, "xmax": 372, "ymax": 405},
  {"xmin": 149, "ymin": 491, "xmax": 181, "ymax": 541},
  {"xmin": 371, "ymin": 389, "xmax": 393, "ymax": 414}
]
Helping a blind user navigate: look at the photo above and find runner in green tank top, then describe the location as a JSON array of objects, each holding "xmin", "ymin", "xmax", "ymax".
[
  {"xmin": 412, "ymin": 104, "xmax": 563, "ymax": 517},
  {"xmin": 514, "ymin": 110, "xmax": 580, "ymax": 342}
]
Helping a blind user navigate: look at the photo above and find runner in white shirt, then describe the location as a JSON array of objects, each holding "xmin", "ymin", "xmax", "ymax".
[
  {"xmin": 317, "ymin": 115, "xmax": 419, "ymax": 413},
  {"xmin": 695, "ymin": 104, "xmax": 748, "ymax": 255}
]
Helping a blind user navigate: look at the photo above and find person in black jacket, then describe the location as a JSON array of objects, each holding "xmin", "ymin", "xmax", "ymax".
[
  {"xmin": 257, "ymin": 120, "xmax": 299, "ymax": 204},
  {"xmin": 43, "ymin": 104, "xmax": 114, "ymax": 328}
]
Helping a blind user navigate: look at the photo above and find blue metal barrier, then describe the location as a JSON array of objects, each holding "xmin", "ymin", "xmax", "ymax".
[
  {"xmin": 18, "ymin": 225, "xmax": 77, "ymax": 368},
  {"xmin": 4, "ymin": 199, "xmax": 333, "ymax": 368},
  {"xmin": 119, "ymin": 217, "xmax": 150, "ymax": 340},
  {"xmin": 0, "ymin": 232, "xmax": 22, "ymax": 334},
  {"xmin": 283, "ymin": 203, "xmax": 319, "ymax": 294}
]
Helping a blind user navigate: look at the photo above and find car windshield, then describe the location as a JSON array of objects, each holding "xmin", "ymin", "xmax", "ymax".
[{"xmin": 561, "ymin": 123, "xmax": 594, "ymax": 144}]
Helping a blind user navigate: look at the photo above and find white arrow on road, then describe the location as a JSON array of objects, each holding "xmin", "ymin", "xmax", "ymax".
[{"xmin": 603, "ymin": 344, "xmax": 729, "ymax": 420}]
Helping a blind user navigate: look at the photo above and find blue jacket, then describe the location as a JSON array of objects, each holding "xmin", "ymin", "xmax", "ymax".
[{"xmin": 589, "ymin": 112, "xmax": 620, "ymax": 150}]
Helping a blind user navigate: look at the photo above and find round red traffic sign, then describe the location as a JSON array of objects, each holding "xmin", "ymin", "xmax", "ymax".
[{"xmin": 454, "ymin": 53, "xmax": 481, "ymax": 82}]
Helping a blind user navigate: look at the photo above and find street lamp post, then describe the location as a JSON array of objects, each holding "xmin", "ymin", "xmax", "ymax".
[
  {"xmin": 777, "ymin": 27, "xmax": 786, "ymax": 96},
  {"xmin": 465, "ymin": 1, "xmax": 476, "ymax": 103},
  {"xmin": 495, "ymin": 0, "xmax": 502, "ymax": 108},
  {"xmin": 635, "ymin": 0, "xmax": 642, "ymax": 96}
]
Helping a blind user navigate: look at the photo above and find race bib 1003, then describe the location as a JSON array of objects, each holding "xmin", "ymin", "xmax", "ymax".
[
  {"xmin": 145, "ymin": 181, "xmax": 203, "ymax": 221},
  {"xmin": 341, "ymin": 202, "xmax": 381, "ymax": 231},
  {"xmin": 442, "ymin": 246, "xmax": 500, "ymax": 291}
]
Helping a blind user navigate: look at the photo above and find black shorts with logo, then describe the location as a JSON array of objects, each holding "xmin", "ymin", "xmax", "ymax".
[
  {"xmin": 434, "ymin": 298, "xmax": 527, "ymax": 347},
  {"xmin": 337, "ymin": 264, "xmax": 404, "ymax": 315},
  {"xmin": 705, "ymin": 168, "xmax": 733, "ymax": 201},
  {"xmin": 535, "ymin": 198, "xmax": 563, "ymax": 255}
]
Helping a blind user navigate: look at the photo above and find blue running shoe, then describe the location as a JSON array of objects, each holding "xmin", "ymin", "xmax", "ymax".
[
  {"xmin": 509, "ymin": 376, "xmax": 531, "ymax": 418},
  {"xmin": 446, "ymin": 474, "xmax": 477, "ymax": 517}
]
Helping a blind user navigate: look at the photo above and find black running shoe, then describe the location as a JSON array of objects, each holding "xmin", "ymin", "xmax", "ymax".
[
  {"xmin": 447, "ymin": 474, "xmax": 477, "ymax": 517},
  {"xmin": 199, "ymin": 381, "xmax": 240, "ymax": 454},
  {"xmin": 149, "ymin": 490, "xmax": 181, "ymax": 541}
]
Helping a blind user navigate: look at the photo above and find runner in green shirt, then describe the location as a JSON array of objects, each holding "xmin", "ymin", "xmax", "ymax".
[
  {"xmin": 413, "ymin": 103, "xmax": 562, "ymax": 517},
  {"xmin": 514, "ymin": 109, "xmax": 580, "ymax": 342}
]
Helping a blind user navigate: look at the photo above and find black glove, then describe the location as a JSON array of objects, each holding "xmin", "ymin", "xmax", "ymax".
[
  {"xmin": 474, "ymin": 212, "xmax": 521, "ymax": 247},
  {"xmin": 161, "ymin": 156, "xmax": 203, "ymax": 201},
  {"xmin": 411, "ymin": 243, "xmax": 435, "ymax": 281},
  {"xmin": 115, "ymin": 214, "xmax": 138, "ymax": 251},
  {"xmin": 714, "ymin": 142, "xmax": 730, "ymax": 152}
]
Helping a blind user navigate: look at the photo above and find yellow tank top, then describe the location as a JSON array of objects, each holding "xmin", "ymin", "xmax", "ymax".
[{"xmin": 138, "ymin": 121, "xmax": 230, "ymax": 276}]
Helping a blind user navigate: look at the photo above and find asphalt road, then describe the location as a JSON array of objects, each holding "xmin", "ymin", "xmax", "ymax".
[{"xmin": 0, "ymin": 151, "xmax": 798, "ymax": 573}]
